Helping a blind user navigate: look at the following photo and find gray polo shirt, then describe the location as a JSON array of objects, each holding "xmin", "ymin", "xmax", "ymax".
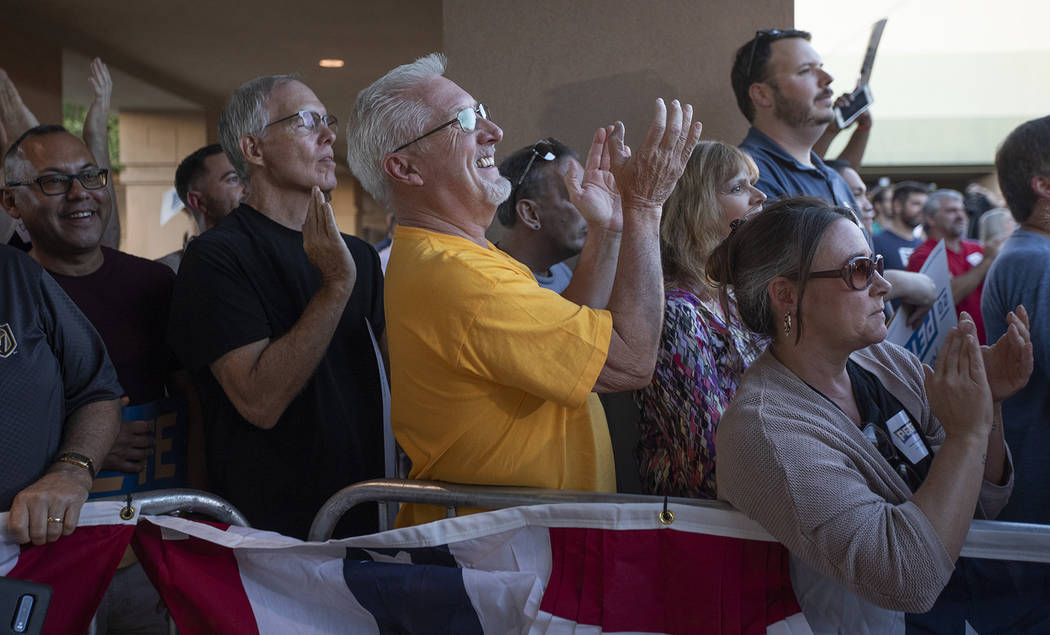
[{"xmin": 0, "ymin": 246, "xmax": 121, "ymax": 510}]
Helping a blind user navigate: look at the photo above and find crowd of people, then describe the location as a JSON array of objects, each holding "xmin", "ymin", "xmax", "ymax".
[{"xmin": 2, "ymin": 26, "xmax": 1049, "ymax": 633}]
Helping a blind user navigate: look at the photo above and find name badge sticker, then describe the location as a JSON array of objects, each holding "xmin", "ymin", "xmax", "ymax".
[
  {"xmin": 966, "ymin": 251, "xmax": 984, "ymax": 267},
  {"xmin": 885, "ymin": 409, "xmax": 929, "ymax": 464}
]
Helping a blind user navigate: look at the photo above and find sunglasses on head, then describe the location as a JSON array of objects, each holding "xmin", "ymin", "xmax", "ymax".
[
  {"xmin": 809, "ymin": 254, "xmax": 885, "ymax": 291},
  {"xmin": 507, "ymin": 138, "xmax": 559, "ymax": 208},
  {"xmin": 743, "ymin": 28, "xmax": 809, "ymax": 83},
  {"xmin": 393, "ymin": 103, "xmax": 489, "ymax": 153}
]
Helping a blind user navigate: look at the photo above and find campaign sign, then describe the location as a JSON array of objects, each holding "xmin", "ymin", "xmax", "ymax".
[
  {"xmin": 88, "ymin": 398, "xmax": 188, "ymax": 498},
  {"xmin": 886, "ymin": 240, "xmax": 958, "ymax": 366}
]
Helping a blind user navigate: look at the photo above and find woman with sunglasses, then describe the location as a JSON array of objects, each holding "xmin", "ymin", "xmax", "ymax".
[
  {"xmin": 709, "ymin": 196, "xmax": 1032, "ymax": 630},
  {"xmin": 634, "ymin": 141, "xmax": 766, "ymax": 498}
]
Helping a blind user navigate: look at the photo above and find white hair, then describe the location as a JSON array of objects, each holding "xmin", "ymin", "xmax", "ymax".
[{"xmin": 345, "ymin": 53, "xmax": 447, "ymax": 207}]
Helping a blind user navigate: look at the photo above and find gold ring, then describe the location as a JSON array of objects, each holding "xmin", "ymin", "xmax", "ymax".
[{"xmin": 47, "ymin": 516, "xmax": 63, "ymax": 523}]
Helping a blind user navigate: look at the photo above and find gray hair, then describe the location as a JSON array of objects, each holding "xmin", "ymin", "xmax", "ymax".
[
  {"xmin": 346, "ymin": 53, "xmax": 447, "ymax": 207},
  {"xmin": 218, "ymin": 74, "xmax": 300, "ymax": 185},
  {"xmin": 978, "ymin": 208, "xmax": 1016, "ymax": 244},
  {"xmin": 922, "ymin": 189, "xmax": 964, "ymax": 219}
]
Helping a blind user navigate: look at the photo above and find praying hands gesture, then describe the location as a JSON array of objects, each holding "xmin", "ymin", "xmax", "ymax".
[
  {"xmin": 562, "ymin": 124, "xmax": 623, "ymax": 234},
  {"xmin": 303, "ymin": 186, "xmax": 356, "ymax": 294},
  {"xmin": 923, "ymin": 315, "xmax": 994, "ymax": 442},
  {"xmin": 608, "ymin": 98, "xmax": 702, "ymax": 212}
]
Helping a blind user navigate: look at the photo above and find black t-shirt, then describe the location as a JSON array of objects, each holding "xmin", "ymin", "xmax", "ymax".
[
  {"xmin": 49, "ymin": 247, "xmax": 176, "ymax": 405},
  {"xmin": 168, "ymin": 205, "xmax": 385, "ymax": 539},
  {"xmin": 0, "ymin": 246, "xmax": 122, "ymax": 509}
]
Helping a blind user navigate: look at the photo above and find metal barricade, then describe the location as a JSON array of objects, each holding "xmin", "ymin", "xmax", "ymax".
[
  {"xmin": 87, "ymin": 489, "xmax": 249, "ymax": 635},
  {"xmin": 308, "ymin": 479, "xmax": 1050, "ymax": 566},
  {"xmin": 94, "ymin": 488, "xmax": 251, "ymax": 527},
  {"xmin": 310, "ymin": 478, "xmax": 731, "ymax": 541}
]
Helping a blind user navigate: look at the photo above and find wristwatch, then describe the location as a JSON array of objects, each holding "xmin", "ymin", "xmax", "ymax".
[{"xmin": 55, "ymin": 452, "xmax": 97, "ymax": 478}]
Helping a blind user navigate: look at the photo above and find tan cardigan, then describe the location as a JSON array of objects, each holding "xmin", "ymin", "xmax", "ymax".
[{"xmin": 716, "ymin": 340, "xmax": 1013, "ymax": 614}]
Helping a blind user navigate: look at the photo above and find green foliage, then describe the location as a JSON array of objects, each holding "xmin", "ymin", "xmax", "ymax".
[{"xmin": 61, "ymin": 101, "xmax": 122, "ymax": 172}]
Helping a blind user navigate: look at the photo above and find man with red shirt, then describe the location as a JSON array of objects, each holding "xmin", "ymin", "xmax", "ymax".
[{"xmin": 907, "ymin": 189, "xmax": 996, "ymax": 343}]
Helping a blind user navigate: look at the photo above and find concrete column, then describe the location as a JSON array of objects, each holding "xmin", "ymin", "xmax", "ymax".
[{"xmin": 118, "ymin": 111, "xmax": 207, "ymax": 258}]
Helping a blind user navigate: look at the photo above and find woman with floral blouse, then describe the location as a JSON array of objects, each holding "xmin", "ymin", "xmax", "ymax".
[{"xmin": 634, "ymin": 141, "xmax": 767, "ymax": 498}]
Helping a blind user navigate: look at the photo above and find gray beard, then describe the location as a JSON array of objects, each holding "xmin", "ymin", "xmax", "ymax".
[{"xmin": 485, "ymin": 175, "xmax": 513, "ymax": 206}]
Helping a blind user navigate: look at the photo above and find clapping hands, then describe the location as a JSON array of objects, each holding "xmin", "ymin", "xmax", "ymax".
[
  {"xmin": 606, "ymin": 98, "xmax": 702, "ymax": 212},
  {"xmin": 975, "ymin": 306, "xmax": 1033, "ymax": 402}
]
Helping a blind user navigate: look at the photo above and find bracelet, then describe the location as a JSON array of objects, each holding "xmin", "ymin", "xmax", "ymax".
[{"xmin": 55, "ymin": 452, "xmax": 97, "ymax": 478}]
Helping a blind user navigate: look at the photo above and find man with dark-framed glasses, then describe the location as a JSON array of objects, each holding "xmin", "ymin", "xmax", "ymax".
[
  {"xmin": 167, "ymin": 75, "xmax": 385, "ymax": 540},
  {"xmin": 1, "ymin": 126, "xmax": 183, "ymax": 481},
  {"xmin": 495, "ymin": 138, "xmax": 622, "ymax": 299},
  {"xmin": 1, "ymin": 124, "xmax": 189, "ymax": 633},
  {"xmin": 346, "ymin": 53, "xmax": 700, "ymax": 527}
]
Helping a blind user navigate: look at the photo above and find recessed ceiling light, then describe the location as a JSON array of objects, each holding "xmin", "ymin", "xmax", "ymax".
[{"xmin": 319, "ymin": 59, "xmax": 344, "ymax": 68}]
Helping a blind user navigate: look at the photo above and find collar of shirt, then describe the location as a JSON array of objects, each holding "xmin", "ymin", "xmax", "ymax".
[{"xmin": 740, "ymin": 127, "xmax": 859, "ymax": 210}]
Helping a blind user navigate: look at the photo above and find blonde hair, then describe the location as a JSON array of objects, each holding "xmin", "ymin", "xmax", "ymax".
[{"xmin": 660, "ymin": 141, "xmax": 759, "ymax": 295}]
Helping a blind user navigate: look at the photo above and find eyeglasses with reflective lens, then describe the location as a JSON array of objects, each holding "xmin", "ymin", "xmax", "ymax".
[
  {"xmin": 392, "ymin": 103, "xmax": 489, "ymax": 153},
  {"xmin": 7, "ymin": 168, "xmax": 109, "ymax": 196},
  {"xmin": 264, "ymin": 110, "xmax": 338, "ymax": 133},
  {"xmin": 809, "ymin": 254, "xmax": 885, "ymax": 291}
]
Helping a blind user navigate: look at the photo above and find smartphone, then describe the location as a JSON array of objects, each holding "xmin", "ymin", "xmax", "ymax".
[
  {"xmin": 835, "ymin": 84, "xmax": 873, "ymax": 129},
  {"xmin": 0, "ymin": 577, "xmax": 50, "ymax": 635}
]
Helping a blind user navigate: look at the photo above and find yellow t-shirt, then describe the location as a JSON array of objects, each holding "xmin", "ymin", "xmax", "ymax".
[{"xmin": 386, "ymin": 225, "xmax": 616, "ymax": 526}]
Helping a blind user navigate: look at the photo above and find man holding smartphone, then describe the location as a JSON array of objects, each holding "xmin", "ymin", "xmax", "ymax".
[
  {"xmin": 730, "ymin": 29, "xmax": 857, "ymax": 208},
  {"xmin": 730, "ymin": 28, "xmax": 936, "ymax": 321}
]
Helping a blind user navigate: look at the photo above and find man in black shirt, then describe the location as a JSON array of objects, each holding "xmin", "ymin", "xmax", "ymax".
[{"xmin": 168, "ymin": 75, "xmax": 385, "ymax": 539}]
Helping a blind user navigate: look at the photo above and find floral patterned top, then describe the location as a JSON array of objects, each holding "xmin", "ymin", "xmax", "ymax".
[{"xmin": 633, "ymin": 287, "xmax": 765, "ymax": 498}]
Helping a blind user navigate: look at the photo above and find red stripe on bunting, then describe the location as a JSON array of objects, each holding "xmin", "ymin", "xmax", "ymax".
[
  {"xmin": 540, "ymin": 527, "xmax": 800, "ymax": 634},
  {"xmin": 132, "ymin": 520, "xmax": 259, "ymax": 635},
  {"xmin": 7, "ymin": 524, "xmax": 135, "ymax": 635}
]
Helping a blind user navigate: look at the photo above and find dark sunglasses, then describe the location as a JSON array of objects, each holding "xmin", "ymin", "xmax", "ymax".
[
  {"xmin": 810, "ymin": 254, "xmax": 885, "ymax": 291},
  {"xmin": 393, "ymin": 103, "xmax": 489, "ymax": 153},
  {"xmin": 508, "ymin": 138, "xmax": 559, "ymax": 207},
  {"xmin": 7, "ymin": 168, "xmax": 108, "ymax": 196},
  {"xmin": 516, "ymin": 139, "xmax": 558, "ymax": 187}
]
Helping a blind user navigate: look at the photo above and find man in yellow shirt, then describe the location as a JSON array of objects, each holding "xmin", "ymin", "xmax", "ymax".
[{"xmin": 346, "ymin": 53, "xmax": 701, "ymax": 525}]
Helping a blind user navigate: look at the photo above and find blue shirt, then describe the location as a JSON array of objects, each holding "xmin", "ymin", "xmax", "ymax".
[
  {"xmin": 535, "ymin": 261, "xmax": 574, "ymax": 294},
  {"xmin": 872, "ymin": 230, "xmax": 921, "ymax": 272},
  {"xmin": 982, "ymin": 228, "xmax": 1050, "ymax": 523},
  {"xmin": 739, "ymin": 127, "xmax": 858, "ymax": 210}
]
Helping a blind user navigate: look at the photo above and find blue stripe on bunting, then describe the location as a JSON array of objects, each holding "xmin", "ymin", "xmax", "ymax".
[{"xmin": 343, "ymin": 547, "xmax": 484, "ymax": 634}]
